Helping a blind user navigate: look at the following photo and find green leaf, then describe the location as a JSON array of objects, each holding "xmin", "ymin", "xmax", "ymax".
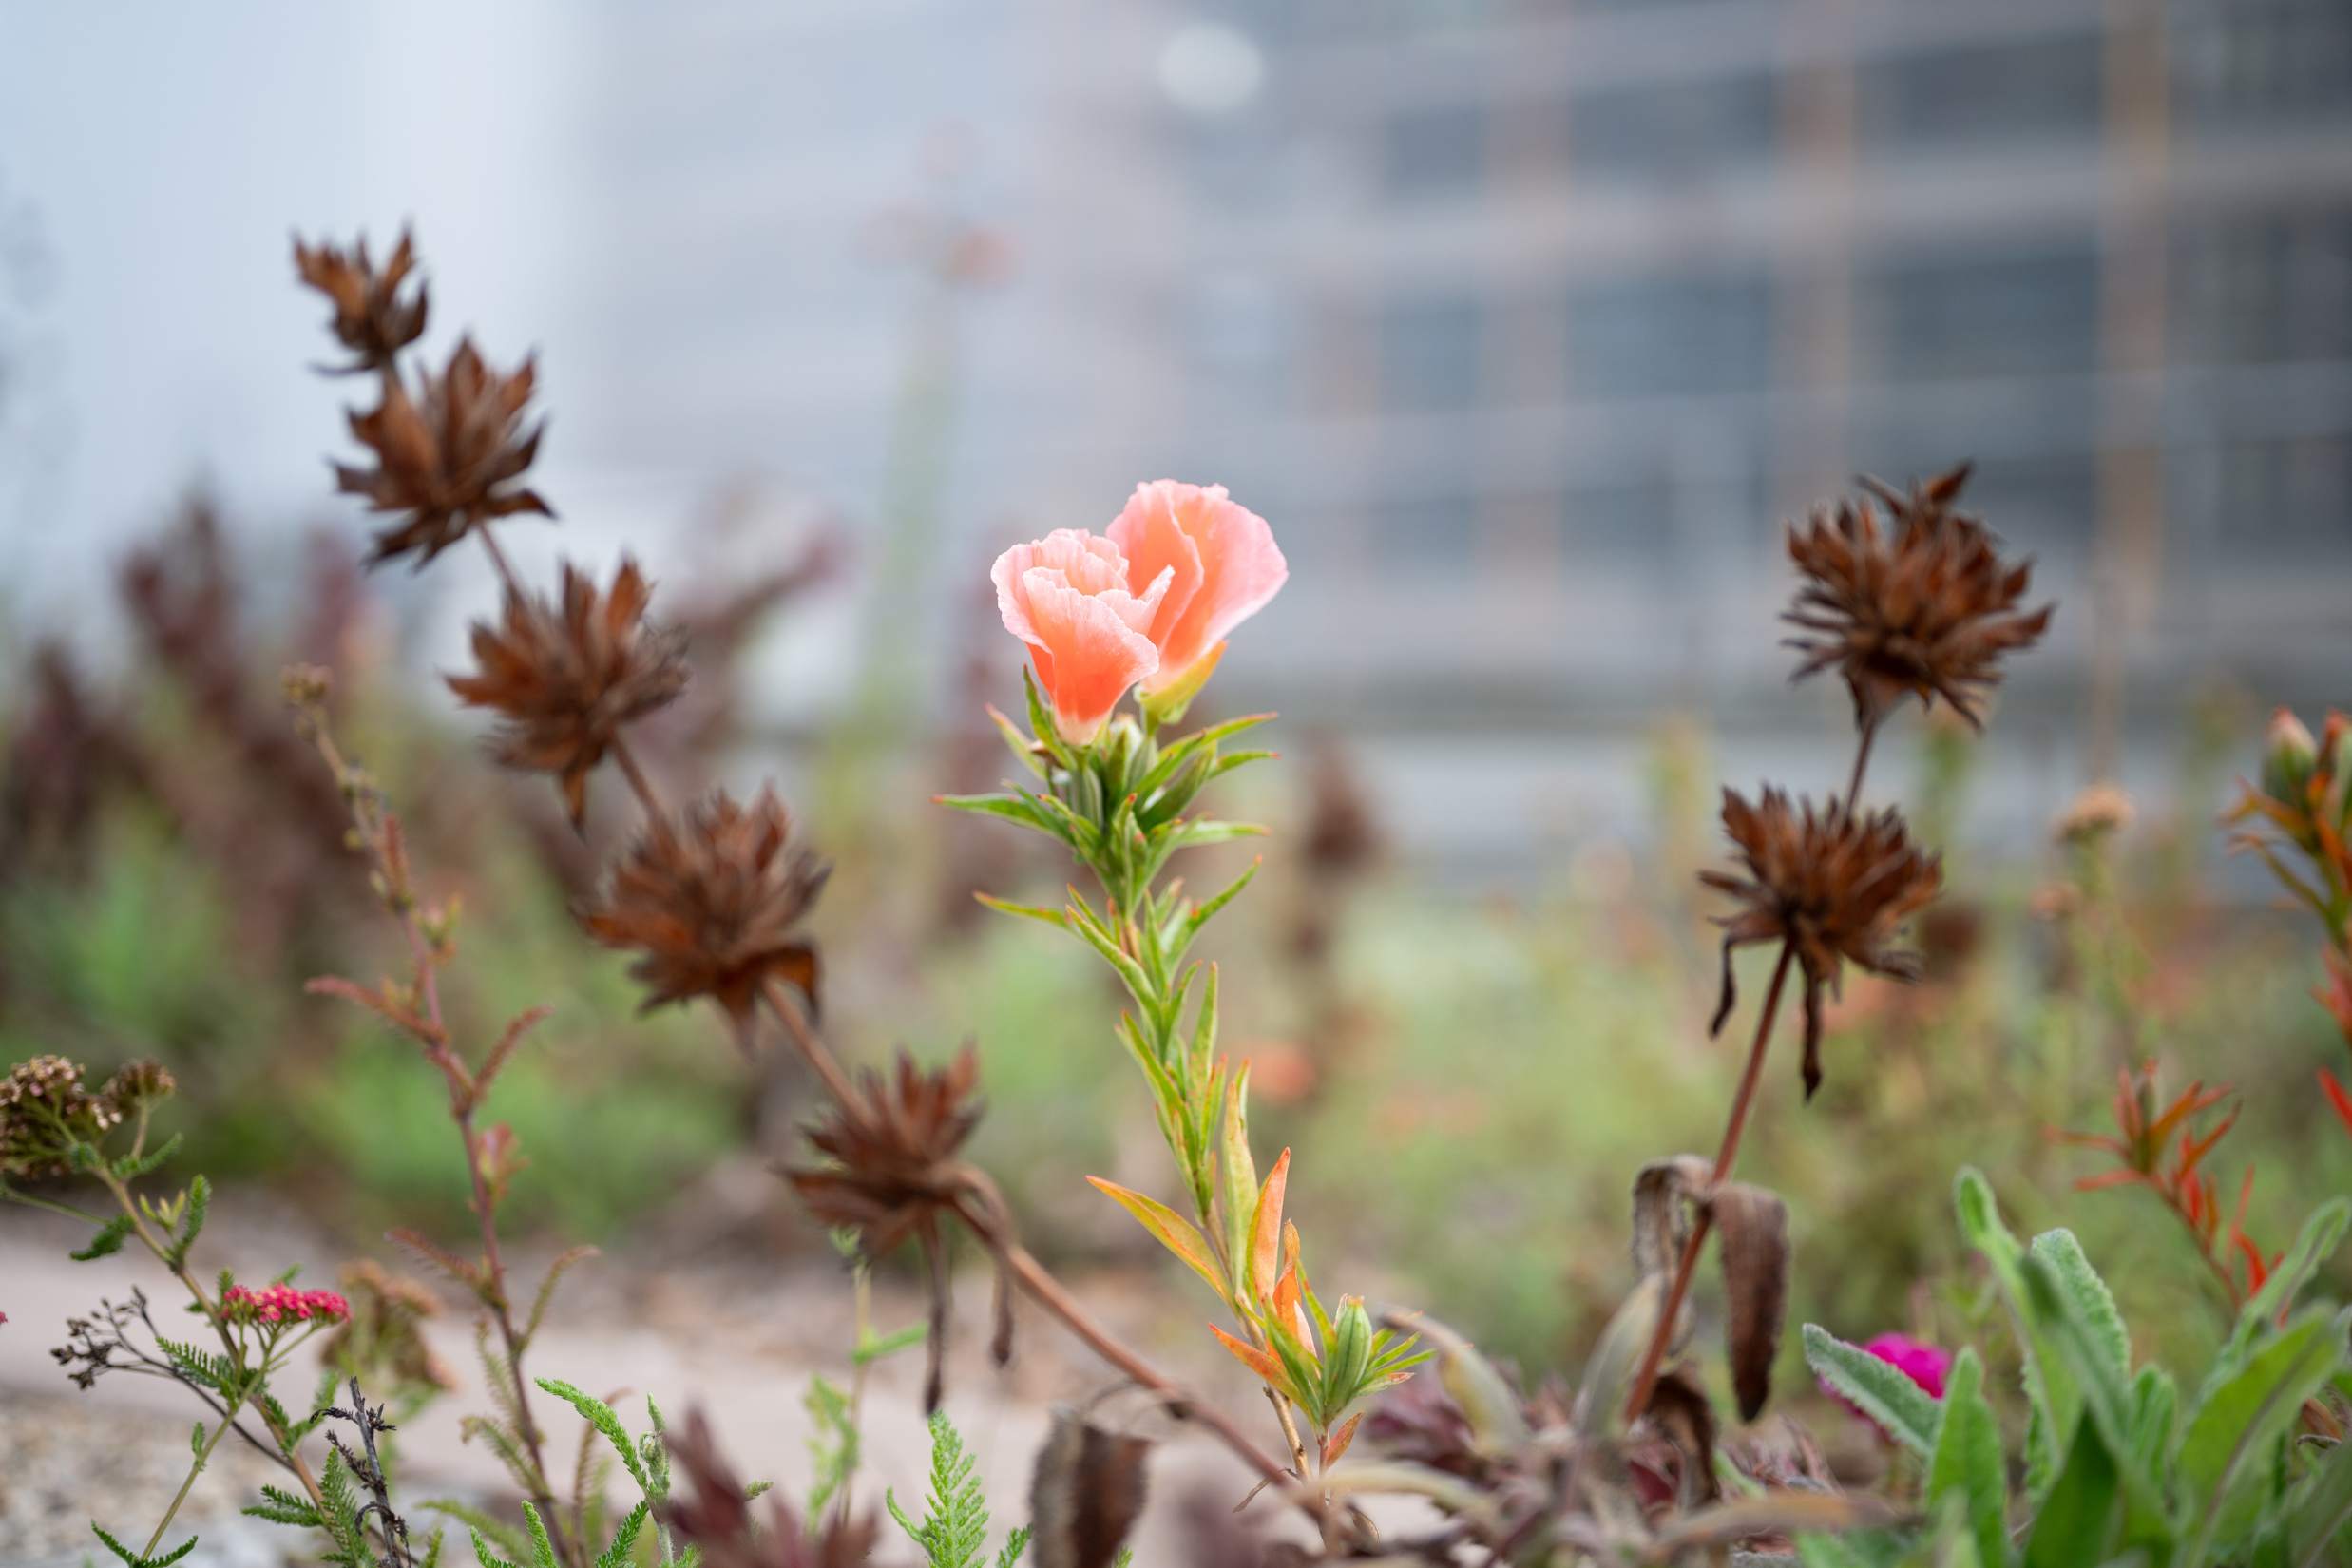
[
  {"xmin": 2022, "ymin": 1414, "xmax": 2121, "ymax": 1568},
  {"xmin": 888, "ymin": 1411, "xmax": 992, "ymax": 1568},
  {"xmin": 2288, "ymin": 1428, "xmax": 2352, "ymax": 1567},
  {"xmin": 2211, "ymin": 1198, "xmax": 2352, "ymax": 1397},
  {"xmin": 244, "ymin": 1485, "xmax": 324, "ymax": 1529},
  {"xmin": 2178, "ymin": 1308, "xmax": 2347, "ymax": 1556},
  {"xmin": 537, "ymin": 1378, "xmax": 655, "ymax": 1498},
  {"xmin": 596, "ymin": 1501, "xmax": 650, "ymax": 1568},
  {"xmin": 111, "ymin": 1132, "xmax": 182, "ymax": 1180},
  {"xmin": 970, "ymin": 892, "xmax": 1067, "ymax": 930},
  {"xmin": 1219, "ymin": 1058, "xmax": 1256, "ymax": 1301},
  {"xmin": 1166, "ymin": 819, "xmax": 1267, "ymax": 850},
  {"xmin": 521, "ymin": 1501, "xmax": 562, "ymax": 1568},
  {"xmin": 469, "ymin": 1527, "xmax": 526, "ymax": 1568},
  {"xmin": 1955, "ymin": 1168, "xmax": 2075, "ymax": 1500},
  {"xmin": 1182, "ymin": 861, "xmax": 1261, "ymax": 950},
  {"xmin": 89, "ymin": 1524, "xmax": 148, "ymax": 1568},
  {"xmin": 166, "ymin": 1175, "xmax": 209, "ymax": 1271},
  {"xmin": 1085, "ymin": 1176, "xmax": 1232, "ymax": 1305},
  {"xmin": 1926, "ymin": 1349, "xmax": 2009, "ymax": 1568},
  {"xmin": 2028, "ymin": 1230, "xmax": 2131, "ymax": 1388},
  {"xmin": 71, "ymin": 1214, "xmax": 134, "ymax": 1262},
  {"xmin": 1803, "ymin": 1325, "xmax": 1941, "ymax": 1459}
]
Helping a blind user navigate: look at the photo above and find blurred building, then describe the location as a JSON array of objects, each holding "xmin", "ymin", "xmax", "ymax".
[
  {"xmin": 582, "ymin": 1, "xmax": 2346, "ymax": 735},
  {"xmin": 1161, "ymin": 0, "xmax": 2352, "ymax": 742}
]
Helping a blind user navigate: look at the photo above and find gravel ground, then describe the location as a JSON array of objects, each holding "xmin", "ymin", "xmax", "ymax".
[{"xmin": 0, "ymin": 1194, "xmax": 1311, "ymax": 1567}]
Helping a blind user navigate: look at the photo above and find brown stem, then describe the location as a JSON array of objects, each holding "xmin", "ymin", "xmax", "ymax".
[
  {"xmin": 474, "ymin": 522, "xmax": 527, "ymax": 602},
  {"xmin": 1621, "ymin": 942, "xmax": 1797, "ymax": 1424},
  {"xmin": 608, "ymin": 735, "xmax": 667, "ymax": 821},
  {"xmin": 960, "ymin": 1198, "xmax": 1314, "ymax": 1507},
  {"xmin": 304, "ymin": 726, "xmax": 577, "ymax": 1568},
  {"xmin": 1844, "ymin": 714, "xmax": 1882, "ymax": 814},
  {"xmin": 762, "ymin": 978, "xmax": 867, "ymax": 1115}
]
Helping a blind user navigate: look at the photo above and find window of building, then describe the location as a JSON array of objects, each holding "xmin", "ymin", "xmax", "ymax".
[
  {"xmin": 1565, "ymin": 270, "xmax": 1773, "ymax": 399},
  {"xmin": 1566, "ymin": 71, "xmax": 1778, "ymax": 182},
  {"xmin": 2171, "ymin": 207, "xmax": 2352, "ymax": 365},
  {"xmin": 1379, "ymin": 292, "xmax": 1484, "ymax": 410},
  {"xmin": 1860, "ymin": 32, "xmax": 2104, "ymax": 151},
  {"xmin": 2208, "ymin": 436, "xmax": 2352, "ymax": 546},
  {"xmin": 2172, "ymin": 0, "xmax": 2352, "ymax": 129},
  {"xmin": 1380, "ymin": 104, "xmax": 1486, "ymax": 201},
  {"xmin": 1366, "ymin": 488, "xmax": 1482, "ymax": 573},
  {"xmin": 1860, "ymin": 247, "xmax": 2100, "ymax": 382}
]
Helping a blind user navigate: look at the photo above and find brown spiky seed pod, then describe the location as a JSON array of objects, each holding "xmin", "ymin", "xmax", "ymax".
[
  {"xmin": 294, "ymin": 230, "xmax": 429, "ymax": 373},
  {"xmin": 1783, "ymin": 463, "xmax": 2052, "ymax": 730},
  {"xmin": 787, "ymin": 1044, "xmax": 1009, "ymax": 1410},
  {"xmin": 1701, "ymin": 788, "xmax": 1941, "ymax": 1099},
  {"xmin": 581, "ymin": 787, "xmax": 827, "ymax": 1027},
  {"xmin": 447, "ymin": 558, "xmax": 689, "ymax": 827},
  {"xmin": 335, "ymin": 336, "xmax": 551, "ymax": 568},
  {"xmin": 788, "ymin": 1045, "xmax": 985, "ymax": 1259}
]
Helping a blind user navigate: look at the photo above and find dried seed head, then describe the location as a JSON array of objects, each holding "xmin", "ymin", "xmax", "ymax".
[
  {"xmin": 786, "ymin": 1045, "xmax": 1006, "ymax": 1409},
  {"xmin": 1, "ymin": 1055, "xmax": 124, "ymax": 1178},
  {"xmin": 447, "ymin": 558, "xmax": 690, "ymax": 826},
  {"xmin": 334, "ymin": 336, "xmax": 552, "ymax": 568},
  {"xmin": 1784, "ymin": 464, "xmax": 2051, "ymax": 731},
  {"xmin": 788, "ymin": 1046, "xmax": 985, "ymax": 1253},
  {"xmin": 1702, "ymin": 788, "xmax": 1942, "ymax": 1098},
  {"xmin": 294, "ymin": 230, "xmax": 428, "ymax": 373},
  {"xmin": 582, "ymin": 787, "xmax": 828, "ymax": 1027}
]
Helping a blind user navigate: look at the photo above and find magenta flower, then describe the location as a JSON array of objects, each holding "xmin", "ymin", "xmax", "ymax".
[
  {"xmin": 221, "ymin": 1283, "xmax": 352, "ymax": 1327},
  {"xmin": 1822, "ymin": 1331, "xmax": 1951, "ymax": 1439}
]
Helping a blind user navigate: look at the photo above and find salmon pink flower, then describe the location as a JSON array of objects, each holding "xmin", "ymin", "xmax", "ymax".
[
  {"xmin": 1106, "ymin": 480, "xmax": 1288, "ymax": 713},
  {"xmin": 991, "ymin": 528, "xmax": 1171, "ymax": 745}
]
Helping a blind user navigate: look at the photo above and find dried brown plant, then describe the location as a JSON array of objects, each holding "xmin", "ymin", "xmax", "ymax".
[
  {"xmin": 1703, "ymin": 787, "xmax": 1942, "ymax": 1099},
  {"xmin": 446, "ymin": 558, "xmax": 690, "ymax": 827}
]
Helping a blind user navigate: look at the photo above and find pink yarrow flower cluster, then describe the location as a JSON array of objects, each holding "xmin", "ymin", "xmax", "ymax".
[
  {"xmin": 993, "ymin": 480, "xmax": 1288, "ymax": 743},
  {"xmin": 221, "ymin": 1283, "xmax": 351, "ymax": 1327},
  {"xmin": 1822, "ymin": 1331, "xmax": 1952, "ymax": 1439}
]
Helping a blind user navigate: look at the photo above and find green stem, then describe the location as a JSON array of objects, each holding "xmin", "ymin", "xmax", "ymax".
[
  {"xmin": 1, "ymin": 1186, "xmax": 109, "ymax": 1224},
  {"xmin": 143, "ymin": 1379, "xmax": 240, "ymax": 1555}
]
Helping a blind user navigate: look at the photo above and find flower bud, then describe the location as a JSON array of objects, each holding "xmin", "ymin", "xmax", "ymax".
[
  {"xmin": 1325, "ymin": 1297, "xmax": 1373, "ymax": 1404},
  {"xmin": 2263, "ymin": 708, "xmax": 2318, "ymax": 806}
]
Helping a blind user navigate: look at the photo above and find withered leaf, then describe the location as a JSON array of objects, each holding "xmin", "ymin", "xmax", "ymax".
[
  {"xmin": 1709, "ymin": 1180, "xmax": 1790, "ymax": 1422},
  {"xmin": 1630, "ymin": 1155, "xmax": 1711, "ymax": 1282},
  {"xmin": 1029, "ymin": 1412, "xmax": 1150, "ymax": 1568},
  {"xmin": 1641, "ymin": 1368, "xmax": 1720, "ymax": 1510}
]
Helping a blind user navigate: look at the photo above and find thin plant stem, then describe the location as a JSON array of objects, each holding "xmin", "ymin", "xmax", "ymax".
[
  {"xmin": 762, "ymin": 978, "xmax": 865, "ymax": 1114},
  {"xmin": 303, "ymin": 725, "xmax": 577, "ymax": 1568},
  {"xmin": 1621, "ymin": 942, "xmax": 1797, "ymax": 1424},
  {"xmin": 608, "ymin": 735, "xmax": 667, "ymax": 821},
  {"xmin": 475, "ymin": 522, "xmax": 526, "ymax": 602},
  {"xmin": 143, "ymin": 1404, "xmax": 237, "ymax": 1557},
  {"xmin": 1845, "ymin": 713, "xmax": 1882, "ymax": 814}
]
